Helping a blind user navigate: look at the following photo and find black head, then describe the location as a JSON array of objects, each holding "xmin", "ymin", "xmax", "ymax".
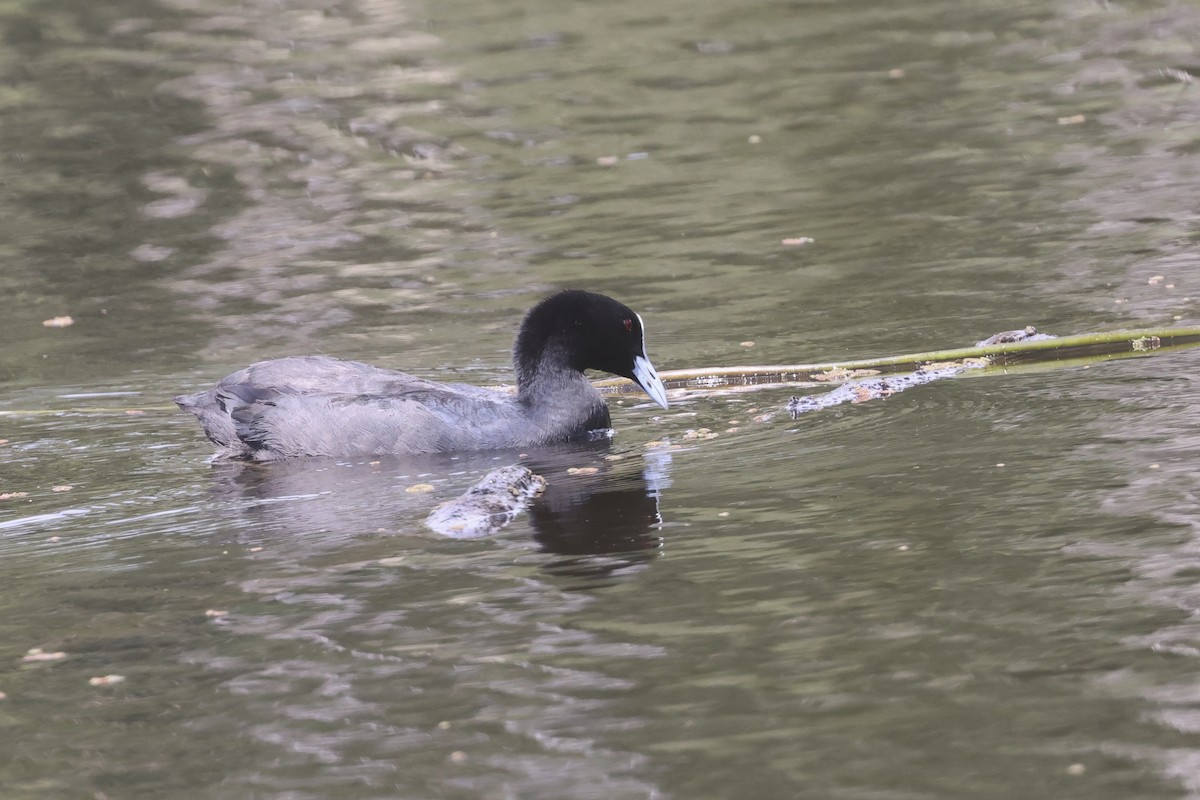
[{"xmin": 513, "ymin": 290, "xmax": 668, "ymax": 409}]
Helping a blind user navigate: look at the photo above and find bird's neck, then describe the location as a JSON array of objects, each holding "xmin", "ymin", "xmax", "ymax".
[{"xmin": 515, "ymin": 342, "xmax": 609, "ymax": 432}]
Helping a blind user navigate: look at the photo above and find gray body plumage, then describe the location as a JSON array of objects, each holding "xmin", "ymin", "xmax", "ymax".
[{"xmin": 175, "ymin": 355, "xmax": 611, "ymax": 461}]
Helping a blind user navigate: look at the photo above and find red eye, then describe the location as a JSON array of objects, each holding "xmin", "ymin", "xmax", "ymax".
[{"xmin": 623, "ymin": 318, "xmax": 633, "ymax": 333}]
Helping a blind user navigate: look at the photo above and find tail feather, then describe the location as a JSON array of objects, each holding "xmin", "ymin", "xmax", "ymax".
[{"xmin": 174, "ymin": 387, "xmax": 251, "ymax": 458}]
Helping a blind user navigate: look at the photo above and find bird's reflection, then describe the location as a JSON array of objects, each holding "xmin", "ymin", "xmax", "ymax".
[
  {"xmin": 201, "ymin": 438, "xmax": 673, "ymax": 575},
  {"xmin": 523, "ymin": 444, "xmax": 672, "ymax": 581}
]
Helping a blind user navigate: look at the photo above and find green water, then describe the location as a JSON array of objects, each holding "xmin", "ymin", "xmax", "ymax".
[{"xmin": 3, "ymin": 0, "xmax": 1200, "ymax": 797}]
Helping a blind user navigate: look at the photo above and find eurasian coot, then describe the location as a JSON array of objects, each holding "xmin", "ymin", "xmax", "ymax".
[{"xmin": 176, "ymin": 290, "xmax": 669, "ymax": 460}]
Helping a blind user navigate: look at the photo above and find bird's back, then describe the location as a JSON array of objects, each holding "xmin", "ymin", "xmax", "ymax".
[{"xmin": 176, "ymin": 356, "xmax": 608, "ymax": 460}]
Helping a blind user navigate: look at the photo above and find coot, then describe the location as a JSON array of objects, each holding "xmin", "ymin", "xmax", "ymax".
[{"xmin": 176, "ymin": 290, "xmax": 669, "ymax": 461}]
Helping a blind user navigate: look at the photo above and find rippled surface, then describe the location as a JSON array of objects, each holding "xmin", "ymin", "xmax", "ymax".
[{"xmin": 4, "ymin": 0, "xmax": 1200, "ymax": 797}]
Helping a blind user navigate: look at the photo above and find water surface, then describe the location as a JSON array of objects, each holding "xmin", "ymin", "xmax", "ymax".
[{"xmin": 3, "ymin": 0, "xmax": 1200, "ymax": 797}]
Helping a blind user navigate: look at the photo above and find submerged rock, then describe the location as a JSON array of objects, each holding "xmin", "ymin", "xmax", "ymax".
[
  {"xmin": 426, "ymin": 465, "xmax": 547, "ymax": 539},
  {"xmin": 789, "ymin": 326, "xmax": 1060, "ymax": 417},
  {"xmin": 975, "ymin": 326, "xmax": 1056, "ymax": 347},
  {"xmin": 787, "ymin": 362, "xmax": 985, "ymax": 417}
]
